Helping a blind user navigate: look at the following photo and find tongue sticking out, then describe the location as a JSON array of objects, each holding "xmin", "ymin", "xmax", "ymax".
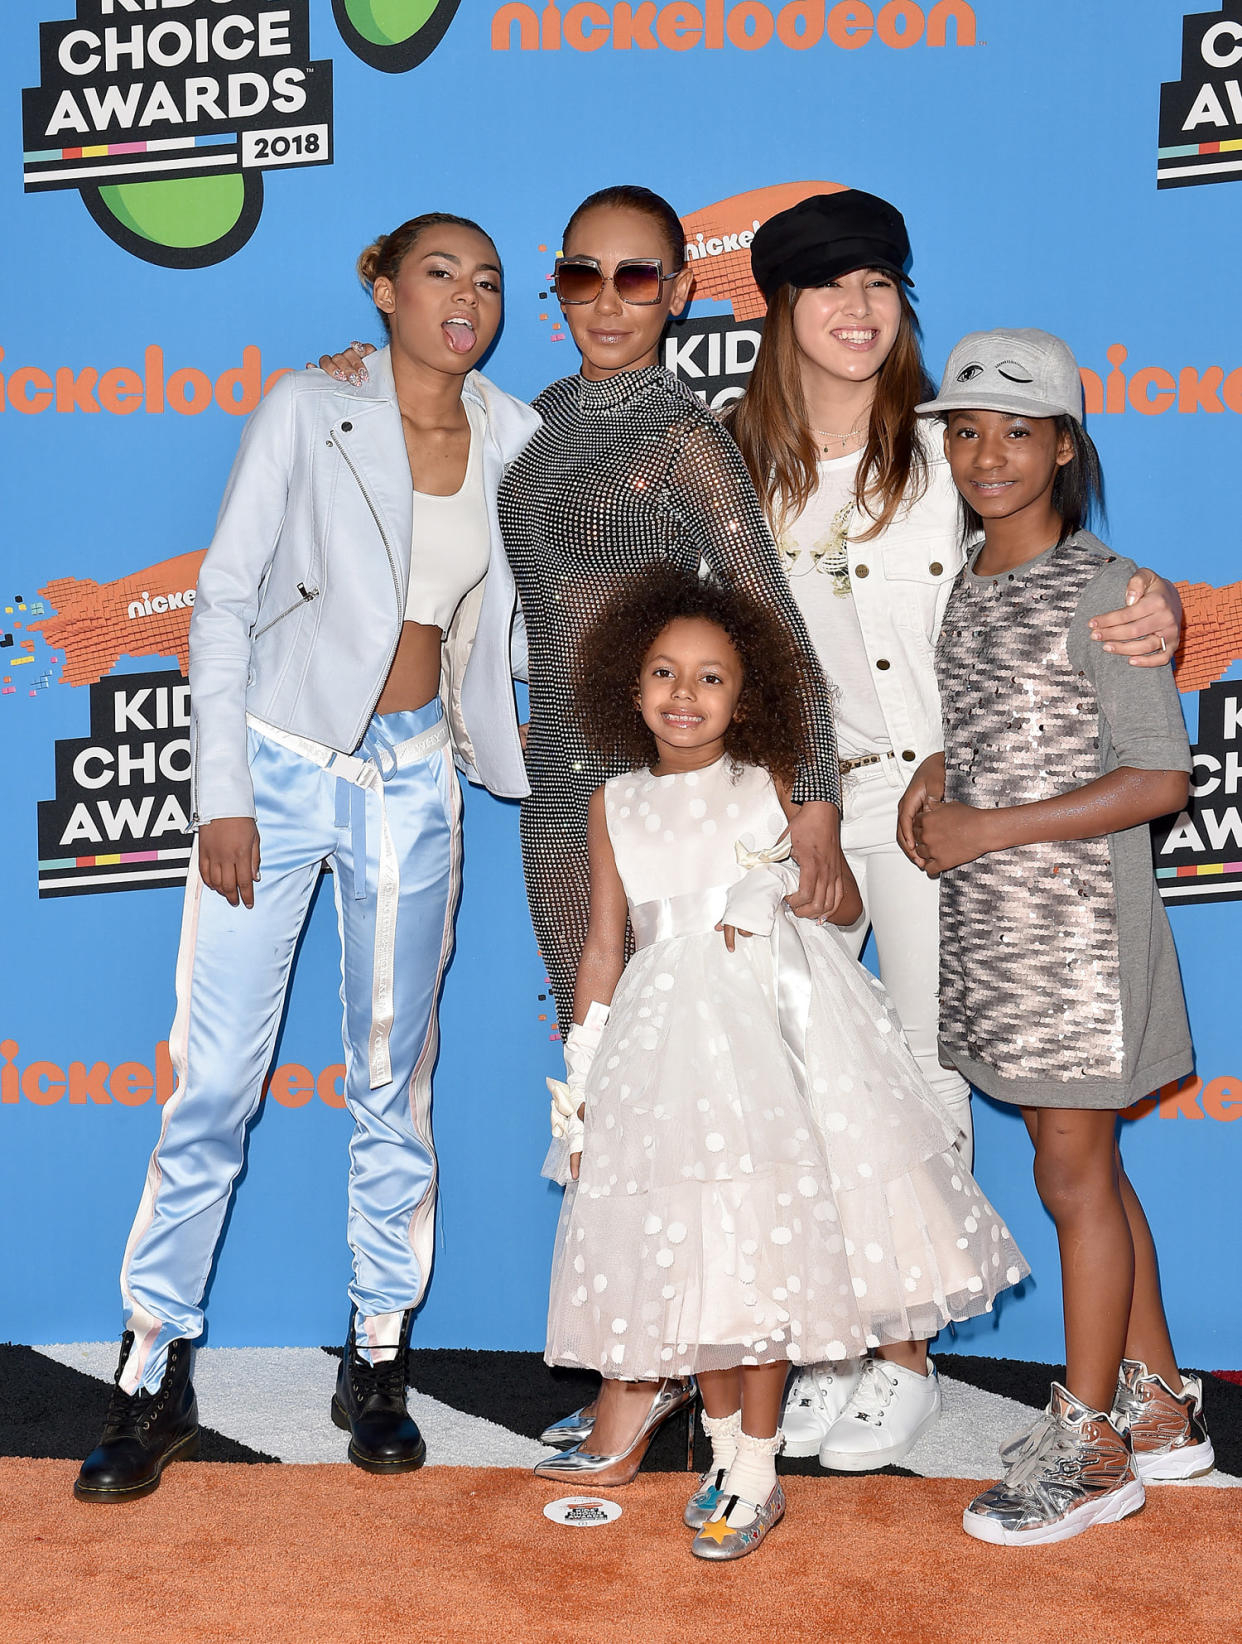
[{"xmin": 443, "ymin": 320, "xmax": 475, "ymax": 355}]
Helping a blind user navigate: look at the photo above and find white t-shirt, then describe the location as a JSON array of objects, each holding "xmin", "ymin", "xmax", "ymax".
[{"xmin": 778, "ymin": 450, "xmax": 890, "ymax": 759}]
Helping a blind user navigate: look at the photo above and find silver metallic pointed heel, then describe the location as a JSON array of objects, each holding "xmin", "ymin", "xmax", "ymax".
[
  {"xmin": 533, "ymin": 1378, "xmax": 696, "ymax": 1487},
  {"xmin": 539, "ymin": 1403, "xmax": 596, "ymax": 1450}
]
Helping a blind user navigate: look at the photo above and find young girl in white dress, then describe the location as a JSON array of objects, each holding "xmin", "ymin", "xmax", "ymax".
[{"xmin": 538, "ymin": 569, "xmax": 1028, "ymax": 1561}]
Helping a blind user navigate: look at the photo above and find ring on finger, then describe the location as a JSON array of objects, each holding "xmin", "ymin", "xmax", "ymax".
[{"xmin": 1157, "ymin": 634, "xmax": 1167, "ymax": 653}]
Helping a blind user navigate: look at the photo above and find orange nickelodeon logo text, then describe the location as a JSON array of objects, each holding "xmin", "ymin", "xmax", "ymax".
[
  {"xmin": 1081, "ymin": 345, "xmax": 1242, "ymax": 416},
  {"xmin": 492, "ymin": 0, "xmax": 976, "ymax": 53},
  {"xmin": 0, "ymin": 346, "xmax": 290, "ymax": 417},
  {"xmin": 0, "ymin": 1039, "xmax": 348, "ymax": 1110},
  {"xmin": 1124, "ymin": 1074, "xmax": 1242, "ymax": 1123}
]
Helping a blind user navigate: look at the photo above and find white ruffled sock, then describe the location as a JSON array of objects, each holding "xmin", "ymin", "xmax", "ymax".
[
  {"xmin": 700, "ymin": 1408, "xmax": 741, "ymax": 1480},
  {"xmin": 714, "ymin": 1429, "xmax": 783, "ymax": 1528}
]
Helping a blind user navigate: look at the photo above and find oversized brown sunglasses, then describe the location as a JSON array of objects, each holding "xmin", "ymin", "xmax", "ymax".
[{"xmin": 553, "ymin": 256, "xmax": 678, "ymax": 306}]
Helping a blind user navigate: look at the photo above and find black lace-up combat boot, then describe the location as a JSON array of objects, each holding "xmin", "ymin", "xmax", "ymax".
[
  {"xmin": 331, "ymin": 1308, "xmax": 425, "ymax": 1473},
  {"xmin": 74, "ymin": 1333, "xmax": 199, "ymax": 1502}
]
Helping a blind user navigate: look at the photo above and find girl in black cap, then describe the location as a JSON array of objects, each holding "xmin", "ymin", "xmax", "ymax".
[{"xmin": 729, "ymin": 188, "xmax": 1184, "ymax": 1473}]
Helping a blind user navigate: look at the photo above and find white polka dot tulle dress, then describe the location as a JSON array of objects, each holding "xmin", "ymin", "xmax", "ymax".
[{"xmin": 544, "ymin": 758, "xmax": 1028, "ymax": 1380}]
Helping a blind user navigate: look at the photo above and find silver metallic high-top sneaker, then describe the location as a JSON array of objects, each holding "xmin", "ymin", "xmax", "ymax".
[
  {"xmin": 1112, "ymin": 1359, "xmax": 1215, "ymax": 1482},
  {"xmin": 964, "ymin": 1382, "xmax": 1145, "ymax": 1547}
]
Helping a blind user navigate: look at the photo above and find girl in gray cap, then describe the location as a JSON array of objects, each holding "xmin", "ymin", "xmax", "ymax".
[
  {"xmin": 731, "ymin": 190, "xmax": 1185, "ymax": 1472},
  {"xmin": 898, "ymin": 327, "xmax": 1213, "ymax": 1545}
]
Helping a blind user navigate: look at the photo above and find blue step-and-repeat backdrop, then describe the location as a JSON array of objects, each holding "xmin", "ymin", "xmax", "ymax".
[{"xmin": 2, "ymin": 0, "xmax": 1240, "ymax": 1364}]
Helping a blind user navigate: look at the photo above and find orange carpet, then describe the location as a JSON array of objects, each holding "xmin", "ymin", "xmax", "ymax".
[{"xmin": 4, "ymin": 1461, "xmax": 1238, "ymax": 1643}]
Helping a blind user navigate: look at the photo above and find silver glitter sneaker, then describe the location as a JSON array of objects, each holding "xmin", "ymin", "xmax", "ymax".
[
  {"xmin": 1112, "ymin": 1359, "xmax": 1215, "ymax": 1482},
  {"xmin": 964, "ymin": 1383, "xmax": 1144, "ymax": 1547},
  {"xmin": 690, "ymin": 1481, "xmax": 786, "ymax": 1561}
]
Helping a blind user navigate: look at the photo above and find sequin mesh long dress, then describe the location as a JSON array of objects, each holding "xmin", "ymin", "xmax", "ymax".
[
  {"xmin": 499, "ymin": 367, "xmax": 841, "ymax": 1031},
  {"xmin": 543, "ymin": 759, "xmax": 1028, "ymax": 1379}
]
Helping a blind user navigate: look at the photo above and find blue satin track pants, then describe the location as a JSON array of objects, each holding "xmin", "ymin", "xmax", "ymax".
[{"xmin": 118, "ymin": 701, "xmax": 461, "ymax": 1392}]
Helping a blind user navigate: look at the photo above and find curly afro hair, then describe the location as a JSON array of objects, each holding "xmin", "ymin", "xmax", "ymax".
[{"xmin": 574, "ymin": 567, "xmax": 817, "ymax": 786}]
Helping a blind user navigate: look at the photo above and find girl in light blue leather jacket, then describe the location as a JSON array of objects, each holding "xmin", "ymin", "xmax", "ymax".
[{"xmin": 75, "ymin": 214, "xmax": 540, "ymax": 1506}]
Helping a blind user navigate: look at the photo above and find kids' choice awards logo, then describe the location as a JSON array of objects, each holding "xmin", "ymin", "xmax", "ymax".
[
  {"xmin": 1153, "ymin": 677, "xmax": 1242, "ymax": 905},
  {"xmin": 20, "ymin": 1, "xmax": 463, "ymax": 268},
  {"xmin": 36, "ymin": 668, "xmax": 195, "ymax": 897},
  {"xmin": 22, "ymin": 1, "xmax": 335, "ymax": 267},
  {"xmin": 31, "ymin": 551, "xmax": 205, "ymax": 897},
  {"xmin": 1158, "ymin": 3, "xmax": 1242, "ymax": 188}
]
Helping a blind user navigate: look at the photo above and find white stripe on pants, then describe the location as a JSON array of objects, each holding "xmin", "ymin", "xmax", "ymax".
[{"xmin": 118, "ymin": 703, "xmax": 460, "ymax": 1392}]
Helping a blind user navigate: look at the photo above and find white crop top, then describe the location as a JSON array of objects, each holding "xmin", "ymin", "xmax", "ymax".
[{"xmin": 405, "ymin": 396, "xmax": 490, "ymax": 634}]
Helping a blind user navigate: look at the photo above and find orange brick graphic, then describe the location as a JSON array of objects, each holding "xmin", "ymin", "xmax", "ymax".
[
  {"xmin": 682, "ymin": 181, "xmax": 847, "ymax": 321},
  {"xmin": 35, "ymin": 552, "xmax": 205, "ymax": 686},
  {"xmin": 1173, "ymin": 580, "xmax": 1242, "ymax": 694}
]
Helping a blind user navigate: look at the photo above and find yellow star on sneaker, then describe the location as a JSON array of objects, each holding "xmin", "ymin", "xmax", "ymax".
[{"xmin": 697, "ymin": 1514, "xmax": 733, "ymax": 1545}]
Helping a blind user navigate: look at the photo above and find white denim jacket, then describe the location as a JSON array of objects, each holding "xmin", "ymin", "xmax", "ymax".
[
  {"xmin": 843, "ymin": 431, "xmax": 964, "ymax": 782},
  {"xmin": 188, "ymin": 350, "xmax": 541, "ymax": 823}
]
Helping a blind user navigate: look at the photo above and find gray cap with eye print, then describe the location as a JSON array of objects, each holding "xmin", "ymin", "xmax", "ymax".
[{"xmin": 917, "ymin": 328, "xmax": 1084, "ymax": 424}]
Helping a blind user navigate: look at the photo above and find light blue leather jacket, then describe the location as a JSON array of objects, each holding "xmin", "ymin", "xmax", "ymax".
[{"xmin": 188, "ymin": 350, "xmax": 541, "ymax": 823}]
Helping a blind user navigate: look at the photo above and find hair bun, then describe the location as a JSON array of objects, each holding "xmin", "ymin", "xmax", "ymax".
[{"xmin": 356, "ymin": 237, "xmax": 386, "ymax": 288}]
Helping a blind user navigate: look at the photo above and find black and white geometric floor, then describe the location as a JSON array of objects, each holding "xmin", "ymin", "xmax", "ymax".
[{"xmin": 4, "ymin": 1343, "xmax": 1239, "ymax": 1485}]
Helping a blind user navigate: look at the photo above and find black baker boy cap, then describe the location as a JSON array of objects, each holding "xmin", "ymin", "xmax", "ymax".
[{"xmin": 750, "ymin": 190, "xmax": 913, "ymax": 303}]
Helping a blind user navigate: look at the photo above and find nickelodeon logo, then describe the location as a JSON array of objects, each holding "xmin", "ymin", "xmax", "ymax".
[
  {"xmin": 1, "ymin": 1039, "xmax": 350, "ymax": 1110},
  {"xmin": 38, "ymin": 553, "xmax": 206, "ymax": 685},
  {"xmin": 681, "ymin": 180, "xmax": 844, "ymax": 321},
  {"xmin": 1124, "ymin": 1074, "xmax": 1242, "ymax": 1123},
  {"xmin": 0, "ymin": 346, "xmax": 289, "ymax": 417},
  {"xmin": 492, "ymin": 0, "xmax": 976, "ymax": 52}
]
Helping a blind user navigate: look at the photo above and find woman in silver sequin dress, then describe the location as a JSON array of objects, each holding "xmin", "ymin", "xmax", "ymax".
[
  {"xmin": 499, "ymin": 187, "xmax": 845, "ymax": 1037},
  {"xmin": 508, "ymin": 187, "xmax": 849, "ymax": 1469}
]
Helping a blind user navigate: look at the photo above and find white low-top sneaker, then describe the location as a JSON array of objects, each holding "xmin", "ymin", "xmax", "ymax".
[
  {"xmin": 781, "ymin": 1361, "xmax": 863, "ymax": 1458},
  {"xmin": 818, "ymin": 1356, "xmax": 941, "ymax": 1471}
]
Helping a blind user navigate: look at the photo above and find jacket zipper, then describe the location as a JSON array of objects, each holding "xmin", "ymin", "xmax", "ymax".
[
  {"xmin": 333, "ymin": 433, "xmax": 405, "ymax": 744},
  {"xmin": 190, "ymin": 711, "xmax": 201, "ymax": 827},
  {"xmin": 252, "ymin": 581, "xmax": 320, "ymax": 639}
]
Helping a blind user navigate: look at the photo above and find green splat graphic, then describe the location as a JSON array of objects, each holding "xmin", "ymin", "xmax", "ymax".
[
  {"xmin": 98, "ymin": 175, "xmax": 246, "ymax": 250},
  {"xmin": 333, "ymin": 0, "xmax": 461, "ymax": 71},
  {"xmin": 82, "ymin": 171, "xmax": 263, "ymax": 268},
  {"xmin": 342, "ymin": 0, "xmax": 439, "ymax": 47}
]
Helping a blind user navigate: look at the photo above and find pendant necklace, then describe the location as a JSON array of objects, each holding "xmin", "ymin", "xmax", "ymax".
[{"xmin": 811, "ymin": 423, "xmax": 866, "ymax": 455}]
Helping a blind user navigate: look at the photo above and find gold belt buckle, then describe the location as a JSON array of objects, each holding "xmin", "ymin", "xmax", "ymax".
[{"xmin": 840, "ymin": 750, "xmax": 894, "ymax": 776}]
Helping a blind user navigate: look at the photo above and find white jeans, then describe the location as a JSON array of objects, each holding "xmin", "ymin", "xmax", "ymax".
[{"xmin": 838, "ymin": 758, "xmax": 973, "ymax": 1165}]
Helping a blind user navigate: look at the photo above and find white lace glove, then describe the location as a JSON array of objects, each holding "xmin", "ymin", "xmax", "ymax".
[
  {"xmin": 719, "ymin": 837, "xmax": 801, "ymax": 938},
  {"xmin": 542, "ymin": 1001, "xmax": 610, "ymax": 1185}
]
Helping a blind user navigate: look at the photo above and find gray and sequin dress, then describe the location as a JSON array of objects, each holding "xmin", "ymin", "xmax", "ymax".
[
  {"xmin": 934, "ymin": 532, "xmax": 1193, "ymax": 1109},
  {"xmin": 498, "ymin": 366, "xmax": 840, "ymax": 1031}
]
